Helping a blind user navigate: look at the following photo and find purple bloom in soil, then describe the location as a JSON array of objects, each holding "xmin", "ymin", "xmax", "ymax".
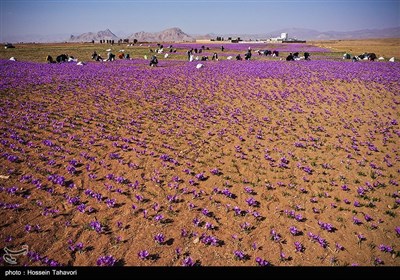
[
  {"xmin": 246, "ymin": 197, "xmax": 258, "ymax": 207},
  {"xmin": 354, "ymin": 201, "xmax": 361, "ymax": 207},
  {"xmin": 138, "ymin": 250, "xmax": 149, "ymax": 260},
  {"xmin": 195, "ymin": 173, "xmax": 206, "ymax": 181},
  {"xmin": 175, "ymin": 248, "xmax": 181, "ymax": 256},
  {"xmin": 344, "ymin": 198, "xmax": 350, "ymax": 204},
  {"xmin": 154, "ymin": 214, "xmax": 164, "ymax": 222},
  {"xmin": 294, "ymin": 241, "xmax": 305, "ymax": 252},
  {"xmin": 341, "ymin": 185, "xmax": 350, "ymax": 191},
  {"xmin": 295, "ymin": 214, "xmax": 304, "ymax": 222},
  {"xmin": 318, "ymin": 221, "xmax": 335, "ymax": 232},
  {"xmin": 210, "ymin": 168, "xmax": 220, "ymax": 175},
  {"xmin": 77, "ymin": 204, "xmax": 86, "ymax": 213},
  {"xmin": 353, "ymin": 217, "xmax": 362, "ymax": 225},
  {"xmin": 395, "ymin": 227, "xmax": 400, "ymax": 236},
  {"xmin": 89, "ymin": 221, "xmax": 103, "ymax": 233},
  {"xmin": 299, "ymin": 188, "xmax": 307, "ymax": 193},
  {"xmin": 205, "ymin": 222, "xmax": 214, "ymax": 230},
  {"xmin": 364, "ymin": 214, "xmax": 373, "ymax": 222},
  {"xmin": 374, "ymin": 257, "xmax": 384, "ymax": 265},
  {"xmin": 182, "ymin": 256, "xmax": 195, "ymax": 266},
  {"xmin": 234, "ymin": 250, "xmax": 246, "ymax": 260},
  {"xmin": 25, "ymin": 224, "xmax": 32, "ymax": 232},
  {"xmin": 289, "ymin": 226, "xmax": 300, "ymax": 236},
  {"xmin": 201, "ymin": 208, "xmax": 210, "ymax": 216},
  {"xmin": 193, "ymin": 217, "xmax": 201, "ymax": 227},
  {"xmin": 154, "ymin": 233, "xmax": 165, "ymax": 244},
  {"xmin": 255, "ymin": 257, "xmax": 270, "ymax": 266},
  {"xmin": 75, "ymin": 242, "xmax": 84, "ymax": 251},
  {"xmin": 335, "ymin": 242, "xmax": 344, "ymax": 251},
  {"xmin": 270, "ymin": 229, "xmax": 281, "ymax": 241},
  {"xmin": 378, "ymin": 244, "xmax": 394, "ymax": 253},
  {"xmin": 181, "ymin": 229, "xmax": 188, "ymax": 237},
  {"xmin": 357, "ymin": 233, "xmax": 366, "ymax": 241},
  {"xmin": 244, "ymin": 186, "xmax": 254, "ymax": 194},
  {"xmin": 105, "ymin": 198, "xmax": 116, "ymax": 208},
  {"xmin": 97, "ymin": 255, "xmax": 116, "ymax": 266}
]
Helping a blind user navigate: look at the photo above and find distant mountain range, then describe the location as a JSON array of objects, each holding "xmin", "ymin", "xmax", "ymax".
[
  {"xmin": 69, "ymin": 29, "xmax": 120, "ymax": 42},
  {"xmin": 127, "ymin": 28, "xmax": 194, "ymax": 42},
  {"xmin": 3, "ymin": 26, "xmax": 399, "ymax": 43},
  {"xmin": 67, "ymin": 27, "xmax": 195, "ymax": 43}
]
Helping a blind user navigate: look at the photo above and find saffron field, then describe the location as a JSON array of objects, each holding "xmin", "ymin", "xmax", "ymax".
[{"xmin": 0, "ymin": 42, "xmax": 399, "ymax": 266}]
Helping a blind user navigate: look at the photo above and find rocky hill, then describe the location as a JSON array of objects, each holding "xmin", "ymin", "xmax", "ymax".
[
  {"xmin": 127, "ymin": 27, "xmax": 195, "ymax": 42},
  {"xmin": 68, "ymin": 29, "xmax": 119, "ymax": 42}
]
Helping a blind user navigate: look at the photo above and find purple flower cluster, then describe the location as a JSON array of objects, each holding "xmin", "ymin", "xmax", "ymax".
[
  {"xmin": 378, "ymin": 244, "xmax": 394, "ymax": 253},
  {"xmin": 308, "ymin": 232, "xmax": 328, "ymax": 248},
  {"xmin": 255, "ymin": 257, "xmax": 271, "ymax": 266},
  {"xmin": 97, "ymin": 255, "xmax": 116, "ymax": 266},
  {"xmin": 89, "ymin": 221, "xmax": 103, "ymax": 233},
  {"xmin": 317, "ymin": 221, "xmax": 335, "ymax": 232}
]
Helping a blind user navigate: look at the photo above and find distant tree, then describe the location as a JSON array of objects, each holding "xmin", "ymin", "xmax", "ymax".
[{"xmin": 133, "ymin": 39, "xmax": 138, "ymax": 44}]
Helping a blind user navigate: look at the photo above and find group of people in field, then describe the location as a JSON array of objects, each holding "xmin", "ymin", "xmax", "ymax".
[
  {"xmin": 285, "ymin": 52, "xmax": 311, "ymax": 61},
  {"xmin": 45, "ymin": 44, "xmax": 316, "ymax": 66},
  {"xmin": 46, "ymin": 54, "xmax": 77, "ymax": 63}
]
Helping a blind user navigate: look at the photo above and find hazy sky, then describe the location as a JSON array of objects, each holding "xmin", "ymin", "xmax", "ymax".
[{"xmin": 1, "ymin": 0, "xmax": 399, "ymax": 40}]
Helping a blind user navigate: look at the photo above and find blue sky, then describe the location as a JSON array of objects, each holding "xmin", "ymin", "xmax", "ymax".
[{"xmin": 1, "ymin": 0, "xmax": 399, "ymax": 41}]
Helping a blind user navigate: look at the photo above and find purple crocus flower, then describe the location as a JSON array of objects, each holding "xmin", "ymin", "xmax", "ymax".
[
  {"xmin": 154, "ymin": 233, "xmax": 165, "ymax": 244},
  {"xmin": 89, "ymin": 221, "xmax": 103, "ymax": 233},
  {"xmin": 201, "ymin": 208, "xmax": 211, "ymax": 216},
  {"xmin": 294, "ymin": 241, "xmax": 305, "ymax": 252},
  {"xmin": 289, "ymin": 226, "xmax": 301, "ymax": 236},
  {"xmin": 234, "ymin": 250, "xmax": 246, "ymax": 261},
  {"xmin": 25, "ymin": 224, "xmax": 32, "ymax": 232},
  {"xmin": 97, "ymin": 255, "xmax": 116, "ymax": 266},
  {"xmin": 210, "ymin": 168, "xmax": 220, "ymax": 175},
  {"xmin": 335, "ymin": 242, "xmax": 344, "ymax": 251},
  {"xmin": 378, "ymin": 244, "xmax": 394, "ymax": 253},
  {"xmin": 182, "ymin": 256, "xmax": 195, "ymax": 266},
  {"xmin": 255, "ymin": 257, "xmax": 270, "ymax": 266},
  {"xmin": 374, "ymin": 257, "xmax": 384, "ymax": 265},
  {"xmin": 195, "ymin": 173, "xmax": 206, "ymax": 181},
  {"xmin": 154, "ymin": 214, "xmax": 164, "ymax": 222},
  {"xmin": 138, "ymin": 250, "xmax": 149, "ymax": 260}
]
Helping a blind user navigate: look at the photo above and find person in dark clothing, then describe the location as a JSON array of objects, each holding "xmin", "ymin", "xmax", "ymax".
[
  {"xmin": 106, "ymin": 52, "xmax": 115, "ymax": 61},
  {"xmin": 187, "ymin": 49, "xmax": 193, "ymax": 61},
  {"xmin": 56, "ymin": 54, "xmax": 68, "ymax": 63},
  {"xmin": 286, "ymin": 53, "xmax": 294, "ymax": 61},
  {"xmin": 46, "ymin": 55, "xmax": 55, "ymax": 63},
  {"xmin": 304, "ymin": 52, "xmax": 310, "ymax": 60},
  {"xmin": 212, "ymin": 52, "xmax": 218, "ymax": 60},
  {"xmin": 221, "ymin": 46, "xmax": 225, "ymax": 51},
  {"xmin": 149, "ymin": 55, "xmax": 158, "ymax": 67},
  {"xmin": 236, "ymin": 54, "xmax": 242, "ymax": 60},
  {"xmin": 244, "ymin": 48, "xmax": 252, "ymax": 60},
  {"xmin": 368, "ymin": 53, "xmax": 377, "ymax": 61}
]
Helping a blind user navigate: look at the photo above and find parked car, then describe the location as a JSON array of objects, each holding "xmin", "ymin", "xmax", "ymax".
[{"xmin": 4, "ymin": 43, "xmax": 15, "ymax": 49}]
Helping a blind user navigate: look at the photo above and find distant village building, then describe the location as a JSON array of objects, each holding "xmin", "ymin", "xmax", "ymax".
[{"xmin": 267, "ymin": 32, "xmax": 306, "ymax": 43}]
